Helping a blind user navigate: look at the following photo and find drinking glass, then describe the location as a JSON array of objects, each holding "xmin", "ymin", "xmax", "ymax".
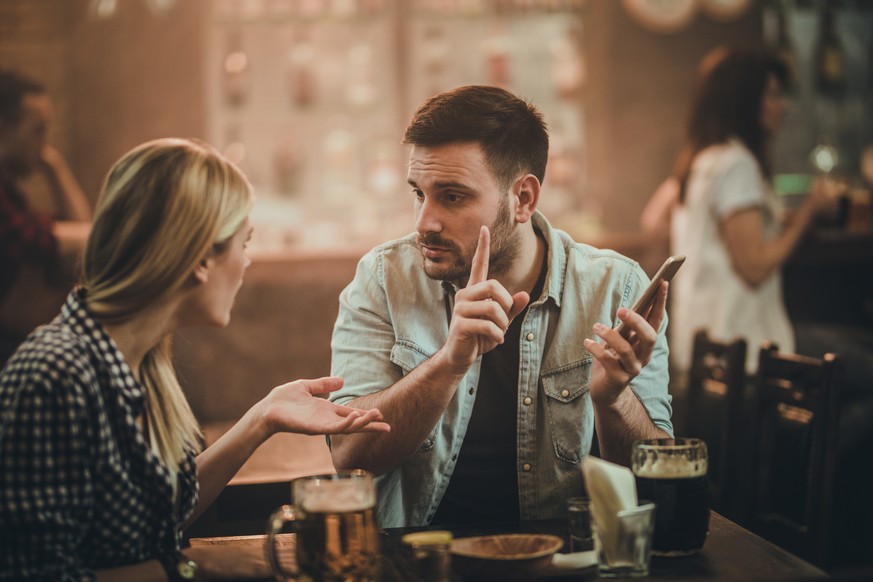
[
  {"xmin": 401, "ymin": 530, "xmax": 453, "ymax": 582},
  {"xmin": 567, "ymin": 497, "xmax": 594, "ymax": 552},
  {"xmin": 592, "ymin": 501, "xmax": 656, "ymax": 577},
  {"xmin": 631, "ymin": 438, "xmax": 710, "ymax": 556},
  {"xmin": 267, "ymin": 469, "xmax": 380, "ymax": 582}
]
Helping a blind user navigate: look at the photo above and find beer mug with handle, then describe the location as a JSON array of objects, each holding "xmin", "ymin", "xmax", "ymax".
[
  {"xmin": 267, "ymin": 469, "xmax": 380, "ymax": 582},
  {"xmin": 631, "ymin": 438, "xmax": 710, "ymax": 556}
]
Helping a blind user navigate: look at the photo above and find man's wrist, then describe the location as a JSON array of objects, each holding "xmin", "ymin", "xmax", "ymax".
[
  {"xmin": 592, "ymin": 384, "xmax": 632, "ymax": 413},
  {"xmin": 431, "ymin": 347, "xmax": 472, "ymax": 381}
]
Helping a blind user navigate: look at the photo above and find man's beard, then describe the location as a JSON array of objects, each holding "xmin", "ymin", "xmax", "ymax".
[{"xmin": 417, "ymin": 196, "xmax": 521, "ymax": 282}]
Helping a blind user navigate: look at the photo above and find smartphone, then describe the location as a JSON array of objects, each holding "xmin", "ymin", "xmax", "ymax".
[{"xmin": 615, "ymin": 254, "xmax": 685, "ymax": 339}]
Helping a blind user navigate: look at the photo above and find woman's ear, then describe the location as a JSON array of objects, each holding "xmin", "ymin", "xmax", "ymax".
[
  {"xmin": 513, "ymin": 174, "xmax": 541, "ymax": 223},
  {"xmin": 193, "ymin": 255, "xmax": 213, "ymax": 284}
]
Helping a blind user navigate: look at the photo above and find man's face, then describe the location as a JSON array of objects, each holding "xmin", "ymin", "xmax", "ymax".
[
  {"xmin": 408, "ymin": 141, "xmax": 520, "ymax": 282},
  {"xmin": 0, "ymin": 93, "xmax": 51, "ymax": 176}
]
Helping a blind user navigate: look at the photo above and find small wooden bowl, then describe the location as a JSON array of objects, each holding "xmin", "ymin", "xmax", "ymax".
[{"xmin": 450, "ymin": 533, "xmax": 564, "ymax": 581}]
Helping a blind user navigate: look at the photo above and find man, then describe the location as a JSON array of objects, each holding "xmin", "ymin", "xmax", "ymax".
[
  {"xmin": 329, "ymin": 85, "xmax": 672, "ymax": 528},
  {"xmin": 0, "ymin": 70, "xmax": 89, "ymax": 366}
]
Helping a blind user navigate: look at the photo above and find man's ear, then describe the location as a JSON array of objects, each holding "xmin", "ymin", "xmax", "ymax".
[{"xmin": 513, "ymin": 174, "xmax": 541, "ymax": 223}]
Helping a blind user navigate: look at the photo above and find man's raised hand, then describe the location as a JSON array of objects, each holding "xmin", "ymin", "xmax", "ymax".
[{"xmin": 439, "ymin": 226, "xmax": 529, "ymax": 375}]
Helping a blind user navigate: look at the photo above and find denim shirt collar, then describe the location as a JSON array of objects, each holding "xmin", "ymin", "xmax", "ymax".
[{"xmin": 533, "ymin": 211, "xmax": 566, "ymax": 308}]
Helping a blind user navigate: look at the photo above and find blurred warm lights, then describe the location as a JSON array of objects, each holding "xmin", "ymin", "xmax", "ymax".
[
  {"xmin": 224, "ymin": 51, "xmax": 249, "ymax": 74},
  {"xmin": 90, "ymin": 0, "xmax": 177, "ymax": 19},
  {"xmin": 91, "ymin": 0, "xmax": 118, "ymax": 19}
]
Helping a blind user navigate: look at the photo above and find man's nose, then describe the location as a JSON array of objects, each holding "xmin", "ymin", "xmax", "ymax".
[{"xmin": 415, "ymin": 198, "xmax": 441, "ymax": 234}]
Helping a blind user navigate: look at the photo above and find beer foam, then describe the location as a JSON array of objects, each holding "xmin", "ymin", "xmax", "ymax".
[
  {"xmin": 301, "ymin": 487, "xmax": 375, "ymax": 513},
  {"xmin": 634, "ymin": 455, "xmax": 707, "ymax": 479}
]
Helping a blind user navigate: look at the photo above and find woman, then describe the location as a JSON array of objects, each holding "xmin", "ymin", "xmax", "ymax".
[
  {"xmin": 0, "ymin": 138, "xmax": 389, "ymax": 580},
  {"xmin": 653, "ymin": 46, "xmax": 833, "ymax": 374}
]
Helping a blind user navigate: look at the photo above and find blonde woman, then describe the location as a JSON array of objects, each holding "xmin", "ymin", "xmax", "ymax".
[{"xmin": 0, "ymin": 138, "xmax": 389, "ymax": 581}]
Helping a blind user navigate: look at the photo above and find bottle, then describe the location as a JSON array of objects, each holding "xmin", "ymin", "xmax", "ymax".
[
  {"xmin": 289, "ymin": 35, "xmax": 316, "ymax": 108},
  {"xmin": 868, "ymin": 35, "xmax": 873, "ymax": 95},
  {"xmin": 223, "ymin": 29, "xmax": 249, "ymax": 107},
  {"xmin": 814, "ymin": 3, "xmax": 846, "ymax": 97},
  {"xmin": 773, "ymin": 0, "xmax": 797, "ymax": 92},
  {"xmin": 484, "ymin": 22, "xmax": 512, "ymax": 88}
]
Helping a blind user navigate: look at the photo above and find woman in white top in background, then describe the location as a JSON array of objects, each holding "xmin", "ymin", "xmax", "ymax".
[{"xmin": 643, "ymin": 46, "xmax": 834, "ymax": 374}]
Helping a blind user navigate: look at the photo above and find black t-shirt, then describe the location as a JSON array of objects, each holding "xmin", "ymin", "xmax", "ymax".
[{"xmin": 431, "ymin": 267, "xmax": 547, "ymax": 526}]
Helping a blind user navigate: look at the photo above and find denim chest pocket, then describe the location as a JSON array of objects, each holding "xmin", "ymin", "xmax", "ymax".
[
  {"xmin": 390, "ymin": 341, "xmax": 438, "ymax": 452},
  {"xmin": 541, "ymin": 359, "xmax": 593, "ymax": 464}
]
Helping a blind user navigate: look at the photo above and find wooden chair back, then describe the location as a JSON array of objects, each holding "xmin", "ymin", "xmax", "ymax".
[
  {"xmin": 684, "ymin": 330, "xmax": 747, "ymax": 520},
  {"xmin": 749, "ymin": 342, "xmax": 843, "ymax": 567}
]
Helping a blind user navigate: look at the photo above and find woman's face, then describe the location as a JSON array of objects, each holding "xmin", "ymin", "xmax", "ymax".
[
  {"xmin": 197, "ymin": 217, "xmax": 253, "ymax": 327},
  {"xmin": 760, "ymin": 74, "xmax": 787, "ymax": 137}
]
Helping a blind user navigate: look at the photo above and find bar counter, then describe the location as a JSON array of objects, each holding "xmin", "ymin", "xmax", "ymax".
[{"xmin": 783, "ymin": 227, "xmax": 873, "ymax": 328}]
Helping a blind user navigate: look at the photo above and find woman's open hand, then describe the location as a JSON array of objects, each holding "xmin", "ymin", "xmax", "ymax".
[{"xmin": 260, "ymin": 377, "xmax": 390, "ymax": 437}]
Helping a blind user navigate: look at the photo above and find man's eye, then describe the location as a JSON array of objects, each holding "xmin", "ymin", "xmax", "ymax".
[
  {"xmin": 445, "ymin": 193, "xmax": 461, "ymax": 203},
  {"xmin": 412, "ymin": 188, "xmax": 424, "ymax": 199}
]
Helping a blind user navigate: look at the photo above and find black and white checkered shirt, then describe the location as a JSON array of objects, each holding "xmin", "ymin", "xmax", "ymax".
[{"xmin": 0, "ymin": 289, "xmax": 198, "ymax": 581}]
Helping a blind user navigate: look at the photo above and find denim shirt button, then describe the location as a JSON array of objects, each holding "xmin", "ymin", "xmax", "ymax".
[
  {"xmin": 523, "ymin": 397, "xmax": 532, "ymax": 406},
  {"xmin": 526, "ymin": 332, "xmax": 535, "ymax": 341},
  {"xmin": 561, "ymin": 389, "xmax": 570, "ymax": 398},
  {"xmin": 522, "ymin": 463, "xmax": 532, "ymax": 472}
]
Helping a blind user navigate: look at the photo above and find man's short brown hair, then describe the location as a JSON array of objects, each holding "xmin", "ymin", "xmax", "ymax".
[{"xmin": 403, "ymin": 85, "xmax": 549, "ymax": 191}]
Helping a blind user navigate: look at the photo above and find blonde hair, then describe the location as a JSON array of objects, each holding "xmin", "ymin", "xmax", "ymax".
[{"xmin": 84, "ymin": 138, "xmax": 253, "ymax": 472}]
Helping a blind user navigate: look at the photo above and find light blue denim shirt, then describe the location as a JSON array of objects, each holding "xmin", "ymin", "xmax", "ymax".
[{"xmin": 330, "ymin": 212, "xmax": 673, "ymax": 528}]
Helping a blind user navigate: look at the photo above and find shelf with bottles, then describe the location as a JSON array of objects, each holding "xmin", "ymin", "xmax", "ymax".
[
  {"xmin": 764, "ymin": 0, "xmax": 873, "ymax": 181},
  {"xmin": 217, "ymin": 28, "xmax": 396, "ymax": 116},
  {"xmin": 205, "ymin": 0, "xmax": 593, "ymax": 250},
  {"xmin": 211, "ymin": 0, "xmax": 391, "ymax": 24},
  {"xmin": 410, "ymin": 0, "xmax": 585, "ymax": 18},
  {"xmin": 765, "ymin": 0, "xmax": 873, "ymax": 96},
  {"xmin": 206, "ymin": 1, "xmax": 405, "ymax": 227},
  {"xmin": 405, "ymin": 8, "xmax": 588, "ymax": 223}
]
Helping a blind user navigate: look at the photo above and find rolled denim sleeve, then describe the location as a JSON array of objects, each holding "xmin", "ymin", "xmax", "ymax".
[{"xmin": 330, "ymin": 250, "xmax": 403, "ymax": 406}]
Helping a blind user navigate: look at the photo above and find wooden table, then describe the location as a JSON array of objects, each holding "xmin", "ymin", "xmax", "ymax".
[
  {"xmin": 377, "ymin": 513, "xmax": 828, "ymax": 581},
  {"xmin": 192, "ymin": 512, "xmax": 828, "ymax": 581}
]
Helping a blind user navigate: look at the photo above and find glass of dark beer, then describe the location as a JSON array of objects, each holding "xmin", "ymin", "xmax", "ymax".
[
  {"xmin": 267, "ymin": 469, "xmax": 380, "ymax": 581},
  {"xmin": 631, "ymin": 438, "xmax": 710, "ymax": 556}
]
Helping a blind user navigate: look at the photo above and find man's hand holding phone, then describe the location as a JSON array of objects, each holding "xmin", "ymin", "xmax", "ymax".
[
  {"xmin": 585, "ymin": 255, "xmax": 684, "ymax": 405},
  {"xmin": 615, "ymin": 255, "xmax": 685, "ymax": 339}
]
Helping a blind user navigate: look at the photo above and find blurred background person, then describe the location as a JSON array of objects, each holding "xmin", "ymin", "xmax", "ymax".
[
  {"xmin": 0, "ymin": 138, "xmax": 388, "ymax": 581},
  {"xmin": 0, "ymin": 69, "xmax": 90, "ymax": 366},
  {"xmin": 11, "ymin": 76, "xmax": 91, "ymax": 224},
  {"xmin": 642, "ymin": 46, "xmax": 835, "ymax": 376},
  {"xmin": 644, "ymin": 45, "xmax": 873, "ymax": 569}
]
